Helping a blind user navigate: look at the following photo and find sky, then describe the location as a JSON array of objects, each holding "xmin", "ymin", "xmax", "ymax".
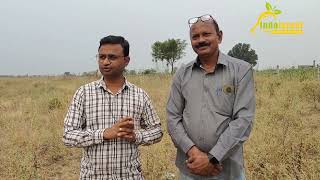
[{"xmin": 0, "ymin": 0, "xmax": 319, "ymax": 75}]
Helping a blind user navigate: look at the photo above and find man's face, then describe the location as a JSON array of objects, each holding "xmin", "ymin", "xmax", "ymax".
[
  {"xmin": 190, "ymin": 21, "xmax": 222, "ymax": 58},
  {"xmin": 98, "ymin": 44, "xmax": 129, "ymax": 78}
]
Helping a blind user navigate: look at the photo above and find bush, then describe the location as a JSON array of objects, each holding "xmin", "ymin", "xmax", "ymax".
[
  {"xmin": 142, "ymin": 68, "xmax": 157, "ymax": 75},
  {"xmin": 302, "ymin": 81, "xmax": 320, "ymax": 109},
  {"xmin": 48, "ymin": 97, "xmax": 62, "ymax": 111}
]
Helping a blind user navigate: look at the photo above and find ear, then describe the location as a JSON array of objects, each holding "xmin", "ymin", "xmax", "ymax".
[
  {"xmin": 218, "ymin": 31, "xmax": 223, "ymax": 44},
  {"xmin": 124, "ymin": 56, "xmax": 130, "ymax": 66}
]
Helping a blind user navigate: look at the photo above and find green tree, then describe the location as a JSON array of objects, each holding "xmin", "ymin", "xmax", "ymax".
[
  {"xmin": 151, "ymin": 39, "xmax": 187, "ymax": 74},
  {"xmin": 142, "ymin": 68, "xmax": 157, "ymax": 75},
  {"xmin": 228, "ymin": 43, "xmax": 258, "ymax": 66}
]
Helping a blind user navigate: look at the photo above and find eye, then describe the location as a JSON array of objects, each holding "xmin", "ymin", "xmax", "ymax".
[
  {"xmin": 203, "ymin": 32, "xmax": 212, "ymax": 37},
  {"xmin": 98, "ymin": 54, "xmax": 107, "ymax": 60},
  {"xmin": 192, "ymin": 34, "xmax": 199, "ymax": 40},
  {"xmin": 107, "ymin": 54, "xmax": 117, "ymax": 60}
]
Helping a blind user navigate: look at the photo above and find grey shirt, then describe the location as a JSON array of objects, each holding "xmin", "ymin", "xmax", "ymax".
[{"xmin": 167, "ymin": 52, "xmax": 255, "ymax": 179}]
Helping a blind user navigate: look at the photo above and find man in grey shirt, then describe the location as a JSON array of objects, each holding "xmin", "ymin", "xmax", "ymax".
[{"xmin": 167, "ymin": 14, "xmax": 255, "ymax": 180}]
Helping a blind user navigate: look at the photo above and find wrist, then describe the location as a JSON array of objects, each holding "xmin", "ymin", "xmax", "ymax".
[
  {"xmin": 103, "ymin": 128, "xmax": 113, "ymax": 140},
  {"xmin": 187, "ymin": 145, "xmax": 196, "ymax": 156},
  {"xmin": 207, "ymin": 153, "xmax": 219, "ymax": 165}
]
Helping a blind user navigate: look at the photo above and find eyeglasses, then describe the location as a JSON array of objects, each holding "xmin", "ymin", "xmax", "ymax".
[
  {"xmin": 188, "ymin": 14, "xmax": 214, "ymax": 27},
  {"xmin": 96, "ymin": 54, "xmax": 125, "ymax": 61}
]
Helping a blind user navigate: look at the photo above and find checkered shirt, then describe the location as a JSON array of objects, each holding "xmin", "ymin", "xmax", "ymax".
[{"xmin": 63, "ymin": 78, "xmax": 163, "ymax": 180}]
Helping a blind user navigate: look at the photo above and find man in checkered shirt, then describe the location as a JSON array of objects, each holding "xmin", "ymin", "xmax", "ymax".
[{"xmin": 63, "ymin": 35, "xmax": 163, "ymax": 180}]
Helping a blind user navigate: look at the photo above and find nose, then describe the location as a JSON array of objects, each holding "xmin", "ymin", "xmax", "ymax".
[
  {"xmin": 102, "ymin": 58, "xmax": 111, "ymax": 65},
  {"xmin": 198, "ymin": 35, "xmax": 206, "ymax": 43}
]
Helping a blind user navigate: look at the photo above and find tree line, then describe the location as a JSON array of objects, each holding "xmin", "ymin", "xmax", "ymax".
[{"xmin": 151, "ymin": 39, "xmax": 258, "ymax": 74}]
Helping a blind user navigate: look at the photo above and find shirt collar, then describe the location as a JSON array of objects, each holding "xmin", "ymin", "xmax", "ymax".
[
  {"xmin": 193, "ymin": 51, "xmax": 228, "ymax": 68},
  {"xmin": 97, "ymin": 76, "xmax": 132, "ymax": 92}
]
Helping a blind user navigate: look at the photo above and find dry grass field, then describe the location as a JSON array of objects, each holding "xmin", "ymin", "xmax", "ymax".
[{"xmin": 0, "ymin": 69, "xmax": 319, "ymax": 180}]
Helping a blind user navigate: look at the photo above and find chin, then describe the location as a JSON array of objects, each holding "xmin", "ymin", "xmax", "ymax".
[
  {"xmin": 101, "ymin": 72, "xmax": 113, "ymax": 77},
  {"xmin": 197, "ymin": 50, "xmax": 216, "ymax": 57},
  {"xmin": 196, "ymin": 48, "xmax": 209, "ymax": 54},
  {"xmin": 197, "ymin": 52, "xmax": 211, "ymax": 57}
]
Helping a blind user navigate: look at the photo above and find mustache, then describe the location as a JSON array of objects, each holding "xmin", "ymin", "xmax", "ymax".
[{"xmin": 195, "ymin": 42, "xmax": 210, "ymax": 49}]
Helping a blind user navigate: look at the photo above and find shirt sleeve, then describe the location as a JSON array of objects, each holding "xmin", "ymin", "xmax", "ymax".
[
  {"xmin": 209, "ymin": 66, "xmax": 256, "ymax": 161},
  {"xmin": 134, "ymin": 92, "xmax": 163, "ymax": 145},
  {"xmin": 62, "ymin": 87, "xmax": 105, "ymax": 147},
  {"xmin": 166, "ymin": 68, "xmax": 195, "ymax": 154}
]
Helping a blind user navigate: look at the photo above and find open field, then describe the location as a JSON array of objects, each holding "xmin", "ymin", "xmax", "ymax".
[{"xmin": 0, "ymin": 69, "xmax": 319, "ymax": 180}]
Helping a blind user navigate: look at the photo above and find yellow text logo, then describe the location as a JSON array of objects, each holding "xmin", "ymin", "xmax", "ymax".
[{"xmin": 250, "ymin": 2, "xmax": 304, "ymax": 35}]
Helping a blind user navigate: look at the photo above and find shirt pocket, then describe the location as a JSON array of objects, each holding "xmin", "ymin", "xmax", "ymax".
[{"xmin": 213, "ymin": 84, "xmax": 235, "ymax": 115}]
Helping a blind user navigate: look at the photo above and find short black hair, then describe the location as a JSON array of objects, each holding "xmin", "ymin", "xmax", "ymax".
[{"xmin": 98, "ymin": 35, "xmax": 129, "ymax": 56}]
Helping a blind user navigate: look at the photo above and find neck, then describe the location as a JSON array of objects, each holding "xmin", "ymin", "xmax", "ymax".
[
  {"xmin": 103, "ymin": 75, "xmax": 125, "ymax": 88},
  {"xmin": 198, "ymin": 50, "xmax": 219, "ymax": 71}
]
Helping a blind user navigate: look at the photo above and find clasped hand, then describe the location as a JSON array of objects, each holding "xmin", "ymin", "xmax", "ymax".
[
  {"xmin": 186, "ymin": 146, "xmax": 223, "ymax": 176},
  {"xmin": 103, "ymin": 117, "xmax": 135, "ymax": 142}
]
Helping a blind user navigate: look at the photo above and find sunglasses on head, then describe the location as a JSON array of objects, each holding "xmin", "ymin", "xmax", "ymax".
[{"xmin": 188, "ymin": 14, "xmax": 215, "ymax": 27}]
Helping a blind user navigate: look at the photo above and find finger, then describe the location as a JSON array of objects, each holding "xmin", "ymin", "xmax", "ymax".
[
  {"xmin": 210, "ymin": 167, "xmax": 219, "ymax": 175},
  {"xmin": 124, "ymin": 122, "xmax": 134, "ymax": 129},
  {"xmin": 117, "ymin": 132, "xmax": 129, "ymax": 137},
  {"xmin": 122, "ymin": 135, "xmax": 135, "ymax": 142},
  {"xmin": 122, "ymin": 134, "xmax": 133, "ymax": 138},
  {"xmin": 186, "ymin": 158, "xmax": 196, "ymax": 170},
  {"xmin": 120, "ymin": 117, "xmax": 134, "ymax": 122},
  {"xmin": 188, "ymin": 168, "xmax": 195, "ymax": 174},
  {"xmin": 186, "ymin": 156, "xmax": 195, "ymax": 164},
  {"xmin": 187, "ymin": 162, "xmax": 197, "ymax": 170},
  {"xmin": 187, "ymin": 165, "xmax": 196, "ymax": 173},
  {"xmin": 186, "ymin": 162, "xmax": 192, "ymax": 169},
  {"xmin": 119, "ymin": 120, "xmax": 134, "ymax": 128},
  {"xmin": 216, "ymin": 164, "xmax": 223, "ymax": 172},
  {"xmin": 193, "ymin": 169, "xmax": 204, "ymax": 176},
  {"xmin": 212, "ymin": 171, "xmax": 220, "ymax": 176},
  {"xmin": 211, "ymin": 165, "xmax": 223, "ymax": 175},
  {"xmin": 118, "ymin": 127, "xmax": 133, "ymax": 133},
  {"xmin": 197, "ymin": 170, "xmax": 208, "ymax": 176}
]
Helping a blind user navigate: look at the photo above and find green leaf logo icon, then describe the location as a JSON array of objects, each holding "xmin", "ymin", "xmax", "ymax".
[
  {"xmin": 274, "ymin": 10, "xmax": 282, "ymax": 15},
  {"xmin": 266, "ymin": 2, "xmax": 272, "ymax": 11}
]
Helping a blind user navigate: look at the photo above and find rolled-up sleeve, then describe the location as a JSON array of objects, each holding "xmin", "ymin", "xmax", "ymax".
[
  {"xmin": 210, "ymin": 66, "xmax": 256, "ymax": 161},
  {"xmin": 167, "ymin": 68, "xmax": 195, "ymax": 154}
]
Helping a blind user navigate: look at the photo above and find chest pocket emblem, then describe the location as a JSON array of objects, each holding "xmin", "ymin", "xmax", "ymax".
[{"xmin": 222, "ymin": 85, "xmax": 235, "ymax": 94}]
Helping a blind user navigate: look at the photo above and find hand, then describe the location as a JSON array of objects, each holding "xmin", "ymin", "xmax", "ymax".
[
  {"xmin": 186, "ymin": 146, "xmax": 209, "ymax": 175},
  {"xmin": 120, "ymin": 129, "xmax": 136, "ymax": 142},
  {"xmin": 186, "ymin": 146, "xmax": 223, "ymax": 176},
  {"xmin": 103, "ymin": 117, "xmax": 135, "ymax": 141},
  {"xmin": 206, "ymin": 163, "xmax": 223, "ymax": 176},
  {"xmin": 190, "ymin": 163, "xmax": 223, "ymax": 176},
  {"xmin": 187, "ymin": 145, "xmax": 202, "ymax": 157}
]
